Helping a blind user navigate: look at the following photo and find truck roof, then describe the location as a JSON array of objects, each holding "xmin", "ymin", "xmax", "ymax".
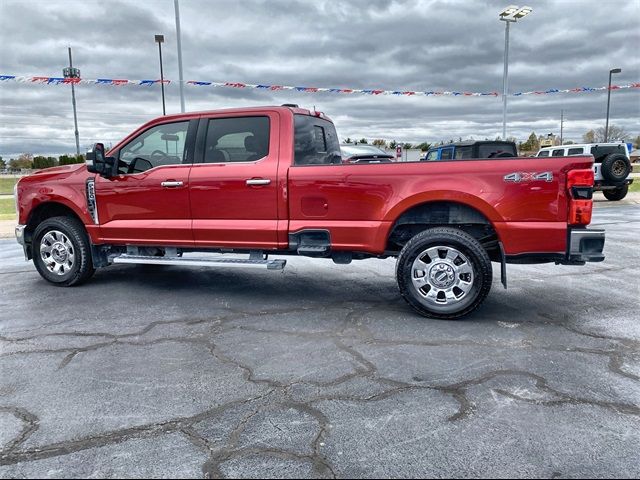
[{"xmin": 156, "ymin": 105, "xmax": 330, "ymax": 122}]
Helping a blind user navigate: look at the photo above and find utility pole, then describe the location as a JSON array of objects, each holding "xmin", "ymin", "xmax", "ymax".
[
  {"xmin": 155, "ymin": 35, "xmax": 166, "ymax": 115},
  {"xmin": 560, "ymin": 110, "xmax": 564, "ymax": 145},
  {"xmin": 63, "ymin": 47, "xmax": 81, "ymax": 157},
  {"xmin": 174, "ymin": 0, "xmax": 186, "ymax": 112}
]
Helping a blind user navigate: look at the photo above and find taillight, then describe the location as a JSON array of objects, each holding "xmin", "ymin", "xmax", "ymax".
[{"xmin": 567, "ymin": 169, "xmax": 594, "ymax": 225}]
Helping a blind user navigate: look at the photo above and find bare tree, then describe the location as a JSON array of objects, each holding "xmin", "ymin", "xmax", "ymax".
[{"xmin": 584, "ymin": 125, "xmax": 629, "ymax": 143}]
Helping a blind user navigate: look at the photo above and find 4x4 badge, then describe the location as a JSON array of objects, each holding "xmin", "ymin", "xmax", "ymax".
[{"xmin": 504, "ymin": 171, "xmax": 553, "ymax": 183}]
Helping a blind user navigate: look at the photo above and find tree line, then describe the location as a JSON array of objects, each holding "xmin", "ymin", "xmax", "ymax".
[{"xmin": 0, "ymin": 153, "xmax": 85, "ymax": 171}]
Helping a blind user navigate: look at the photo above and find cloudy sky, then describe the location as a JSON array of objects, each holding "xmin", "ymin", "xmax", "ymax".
[{"xmin": 0, "ymin": 0, "xmax": 638, "ymax": 157}]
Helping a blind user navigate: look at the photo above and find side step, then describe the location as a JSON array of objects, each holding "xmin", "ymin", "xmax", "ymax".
[{"xmin": 111, "ymin": 254, "xmax": 286, "ymax": 270}]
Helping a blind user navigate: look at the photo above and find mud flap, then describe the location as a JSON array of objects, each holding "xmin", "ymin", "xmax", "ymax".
[{"xmin": 498, "ymin": 241, "xmax": 507, "ymax": 289}]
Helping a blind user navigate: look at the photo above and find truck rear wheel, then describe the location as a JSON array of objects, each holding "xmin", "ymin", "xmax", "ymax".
[
  {"xmin": 396, "ymin": 227, "xmax": 492, "ymax": 319},
  {"xmin": 33, "ymin": 216, "xmax": 95, "ymax": 286},
  {"xmin": 602, "ymin": 184, "xmax": 628, "ymax": 201}
]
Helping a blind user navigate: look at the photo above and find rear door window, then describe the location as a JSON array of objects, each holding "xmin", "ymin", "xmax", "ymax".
[
  {"xmin": 567, "ymin": 148, "xmax": 584, "ymax": 156},
  {"xmin": 552, "ymin": 149, "xmax": 565, "ymax": 156},
  {"xmin": 455, "ymin": 146, "xmax": 473, "ymax": 159},
  {"xmin": 478, "ymin": 143, "xmax": 517, "ymax": 158},
  {"xmin": 440, "ymin": 148, "xmax": 454, "ymax": 160},
  {"xmin": 538, "ymin": 150, "xmax": 550, "ymax": 157},
  {"xmin": 203, "ymin": 116, "xmax": 270, "ymax": 163}
]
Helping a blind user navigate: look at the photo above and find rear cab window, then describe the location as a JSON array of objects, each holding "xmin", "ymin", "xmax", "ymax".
[
  {"xmin": 294, "ymin": 114, "xmax": 341, "ymax": 165},
  {"xmin": 567, "ymin": 148, "xmax": 584, "ymax": 156}
]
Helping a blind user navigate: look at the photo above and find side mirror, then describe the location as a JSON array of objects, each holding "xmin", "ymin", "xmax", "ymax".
[{"xmin": 86, "ymin": 143, "xmax": 115, "ymax": 178}]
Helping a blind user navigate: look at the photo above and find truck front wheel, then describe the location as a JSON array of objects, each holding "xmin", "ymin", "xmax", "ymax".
[
  {"xmin": 396, "ymin": 227, "xmax": 492, "ymax": 319},
  {"xmin": 32, "ymin": 216, "xmax": 95, "ymax": 286}
]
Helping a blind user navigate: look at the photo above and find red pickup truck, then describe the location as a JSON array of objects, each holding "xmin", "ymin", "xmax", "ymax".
[{"xmin": 15, "ymin": 105, "xmax": 605, "ymax": 319}]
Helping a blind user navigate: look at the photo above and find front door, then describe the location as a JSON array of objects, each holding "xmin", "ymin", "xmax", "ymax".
[
  {"xmin": 189, "ymin": 113, "xmax": 280, "ymax": 249},
  {"xmin": 95, "ymin": 119, "xmax": 197, "ymax": 246}
]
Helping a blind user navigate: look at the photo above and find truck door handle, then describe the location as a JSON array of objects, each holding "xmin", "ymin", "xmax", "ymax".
[
  {"xmin": 246, "ymin": 178, "xmax": 271, "ymax": 186},
  {"xmin": 161, "ymin": 181, "xmax": 184, "ymax": 188}
]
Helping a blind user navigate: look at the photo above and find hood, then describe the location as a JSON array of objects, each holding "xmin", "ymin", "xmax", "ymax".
[{"xmin": 30, "ymin": 163, "xmax": 87, "ymax": 176}]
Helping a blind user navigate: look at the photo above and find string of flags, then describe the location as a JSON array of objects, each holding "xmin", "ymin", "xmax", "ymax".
[{"xmin": 1, "ymin": 75, "xmax": 638, "ymax": 97}]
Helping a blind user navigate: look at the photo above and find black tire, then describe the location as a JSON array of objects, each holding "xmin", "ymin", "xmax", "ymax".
[
  {"xmin": 603, "ymin": 184, "xmax": 629, "ymax": 201},
  {"xmin": 396, "ymin": 227, "xmax": 492, "ymax": 320},
  {"xmin": 601, "ymin": 153, "xmax": 631, "ymax": 183},
  {"xmin": 32, "ymin": 216, "xmax": 95, "ymax": 286}
]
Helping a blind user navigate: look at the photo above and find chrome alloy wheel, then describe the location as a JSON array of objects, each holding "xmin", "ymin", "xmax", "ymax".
[
  {"xmin": 410, "ymin": 246, "xmax": 474, "ymax": 307},
  {"xmin": 40, "ymin": 230, "xmax": 75, "ymax": 276}
]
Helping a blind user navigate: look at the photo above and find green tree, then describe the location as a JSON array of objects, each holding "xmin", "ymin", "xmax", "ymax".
[
  {"xmin": 343, "ymin": 137, "xmax": 353, "ymax": 144},
  {"xmin": 357, "ymin": 138, "xmax": 368, "ymax": 145},
  {"xmin": 520, "ymin": 132, "xmax": 539, "ymax": 152},
  {"xmin": 58, "ymin": 154, "xmax": 85, "ymax": 165},
  {"xmin": 9, "ymin": 153, "xmax": 33, "ymax": 170},
  {"xmin": 372, "ymin": 139, "xmax": 387, "ymax": 148},
  {"xmin": 402, "ymin": 143, "xmax": 413, "ymax": 149},
  {"xmin": 389, "ymin": 140, "xmax": 397, "ymax": 149},
  {"xmin": 0, "ymin": 157, "xmax": 5, "ymax": 169},
  {"xmin": 416, "ymin": 142, "xmax": 432, "ymax": 151},
  {"xmin": 33, "ymin": 156, "xmax": 56, "ymax": 169}
]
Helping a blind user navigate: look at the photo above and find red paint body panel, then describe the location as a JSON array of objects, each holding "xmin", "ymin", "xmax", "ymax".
[
  {"xmin": 15, "ymin": 106, "xmax": 595, "ymax": 259},
  {"xmin": 95, "ymin": 164, "xmax": 193, "ymax": 245},
  {"xmin": 189, "ymin": 110, "xmax": 281, "ymax": 249}
]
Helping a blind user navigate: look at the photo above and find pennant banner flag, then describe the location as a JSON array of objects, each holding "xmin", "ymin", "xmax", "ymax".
[{"xmin": 1, "ymin": 75, "xmax": 639, "ymax": 97}]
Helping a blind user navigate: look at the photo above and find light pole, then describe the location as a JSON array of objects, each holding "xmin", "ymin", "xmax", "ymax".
[
  {"xmin": 499, "ymin": 5, "xmax": 532, "ymax": 140},
  {"xmin": 63, "ymin": 47, "xmax": 81, "ymax": 157},
  {"xmin": 155, "ymin": 35, "xmax": 166, "ymax": 115},
  {"xmin": 174, "ymin": 0, "xmax": 186, "ymax": 113},
  {"xmin": 604, "ymin": 68, "xmax": 621, "ymax": 142}
]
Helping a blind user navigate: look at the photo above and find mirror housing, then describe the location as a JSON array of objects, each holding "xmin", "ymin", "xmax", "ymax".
[{"xmin": 86, "ymin": 143, "xmax": 115, "ymax": 178}]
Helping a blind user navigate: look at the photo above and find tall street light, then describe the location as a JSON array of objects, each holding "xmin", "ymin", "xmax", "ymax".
[
  {"xmin": 499, "ymin": 5, "xmax": 532, "ymax": 140},
  {"xmin": 174, "ymin": 0, "xmax": 186, "ymax": 113},
  {"xmin": 63, "ymin": 47, "xmax": 81, "ymax": 157},
  {"xmin": 604, "ymin": 68, "xmax": 622, "ymax": 142},
  {"xmin": 155, "ymin": 34, "xmax": 166, "ymax": 115}
]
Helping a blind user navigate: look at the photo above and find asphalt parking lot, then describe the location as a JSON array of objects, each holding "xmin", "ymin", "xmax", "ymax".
[{"xmin": 0, "ymin": 201, "xmax": 638, "ymax": 479}]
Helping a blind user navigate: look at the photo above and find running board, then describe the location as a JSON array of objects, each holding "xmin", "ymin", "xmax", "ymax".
[{"xmin": 110, "ymin": 254, "xmax": 286, "ymax": 270}]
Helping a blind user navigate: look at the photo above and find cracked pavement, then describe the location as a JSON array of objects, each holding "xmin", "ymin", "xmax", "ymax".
[{"xmin": 0, "ymin": 204, "xmax": 638, "ymax": 478}]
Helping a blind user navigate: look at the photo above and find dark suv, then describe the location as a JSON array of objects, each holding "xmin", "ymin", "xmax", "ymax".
[{"xmin": 422, "ymin": 141, "xmax": 517, "ymax": 161}]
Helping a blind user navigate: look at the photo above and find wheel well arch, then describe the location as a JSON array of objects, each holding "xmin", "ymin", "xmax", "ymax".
[
  {"xmin": 386, "ymin": 201, "xmax": 501, "ymax": 258},
  {"xmin": 25, "ymin": 202, "xmax": 84, "ymax": 242}
]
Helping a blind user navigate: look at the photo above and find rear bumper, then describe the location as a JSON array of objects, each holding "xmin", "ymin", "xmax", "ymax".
[
  {"xmin": 566, "ymin": 228, "xmax": 605, "ymax": 264},
  {"xmin": 594, "ymin": 178, "xmax": 633, "ymax": 190}
]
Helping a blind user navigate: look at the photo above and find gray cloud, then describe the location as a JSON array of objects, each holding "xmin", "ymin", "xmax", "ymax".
[{"xmin": 0, "ymin": 0, "xmax": 638, "ymax": 158}]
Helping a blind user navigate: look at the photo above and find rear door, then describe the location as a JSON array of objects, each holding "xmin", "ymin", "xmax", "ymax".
[
  {"xmin": 188, "ymin": 112, "xmax": 281, "ymax": 249},
  {"xmin": 95, "ymin": 119, "xmax": 197, "ymax": 246}
]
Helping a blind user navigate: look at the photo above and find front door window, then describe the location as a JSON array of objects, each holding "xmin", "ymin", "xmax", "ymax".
[{"xmin": 118, "ymin": 121, "xmax": 190, "ymax": 174}]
